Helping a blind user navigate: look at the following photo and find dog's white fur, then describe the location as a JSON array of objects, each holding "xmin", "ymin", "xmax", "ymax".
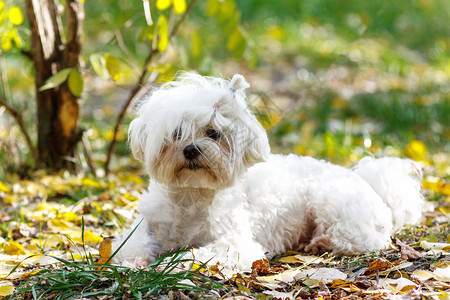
[{"xmin": 112, "ymin": 72, "xmax": 424, "ymax": 271}]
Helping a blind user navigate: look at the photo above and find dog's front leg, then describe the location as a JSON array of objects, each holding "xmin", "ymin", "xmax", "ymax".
[
  {"xmin": 188, "ymin": 236, "xmax": 266, "ymax": 272},
  {"xmin": 112, "ymin": 217, "xmax": 162, "ymax": 268}
]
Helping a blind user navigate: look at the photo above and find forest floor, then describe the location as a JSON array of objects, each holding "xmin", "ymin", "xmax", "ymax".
[
  {"xmin": 1, "ymin": 22, "xmax": 450, "ymax": 299},
  {"xmin": 0, "ymin": 117, "xmax": 449, "ymax": 299}
]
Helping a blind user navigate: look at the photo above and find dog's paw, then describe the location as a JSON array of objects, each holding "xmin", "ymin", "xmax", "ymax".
[
  {"xmin": 188, "ymin": 242, "xmax": 265, "ymax": 272},
  {"xmin": 115, "ymin": 256, "xmax": 151, "ymax": 269},
  {"xmin": 304, "ymin": 236, "xmax": 333, "ymax": 254}
]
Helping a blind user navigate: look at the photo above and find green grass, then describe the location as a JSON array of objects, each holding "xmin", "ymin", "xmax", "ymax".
[
  {"xmin": 7, "ymin": 219, "xmax": 224, "ymax": 299},
  {"xmin": 9, "ymin": 249, "xmax": 224, "ymax": 299}
]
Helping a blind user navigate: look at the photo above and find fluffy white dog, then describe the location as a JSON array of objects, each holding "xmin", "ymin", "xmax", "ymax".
[{"xmin": 112, "ymin": 72, "xmax": 424, "ymax": 271}]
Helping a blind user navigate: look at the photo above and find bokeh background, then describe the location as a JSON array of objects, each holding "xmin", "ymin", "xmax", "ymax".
[{"xmin": 1, "ymin": 0, "xmax": 449, "ymax": 174}]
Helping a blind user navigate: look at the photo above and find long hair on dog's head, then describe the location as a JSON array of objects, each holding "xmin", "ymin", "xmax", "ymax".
[{"xmin": 129, "ymin": 72, "xmax": 270, "ymax": 189}]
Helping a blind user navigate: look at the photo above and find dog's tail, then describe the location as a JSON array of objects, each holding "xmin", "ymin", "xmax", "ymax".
[{"xmin": 353, "ymin": 157, "xmax": 424, "ymax": 231}]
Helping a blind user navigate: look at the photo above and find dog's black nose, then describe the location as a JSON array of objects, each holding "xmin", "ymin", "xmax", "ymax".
[{"xmin": 183, "ymin": 144, "xmax": 201, "ymax": 160}]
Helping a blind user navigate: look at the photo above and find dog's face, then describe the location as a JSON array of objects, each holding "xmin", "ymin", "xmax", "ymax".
[{"xmin": 129, "ymin": 73, "xmax": 270, "ymax": 189}]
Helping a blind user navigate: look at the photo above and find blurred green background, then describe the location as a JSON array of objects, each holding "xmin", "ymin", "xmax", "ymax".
[{"xmin": 1, "ymin": 0, "xmax": 449, "ymax": 175}]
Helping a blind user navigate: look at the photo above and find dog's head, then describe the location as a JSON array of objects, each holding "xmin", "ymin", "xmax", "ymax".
[{"xmin": 129, "ymin": 72, "xmax": 270, "ymax": 189}]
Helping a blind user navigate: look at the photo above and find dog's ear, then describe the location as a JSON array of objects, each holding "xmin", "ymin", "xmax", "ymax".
[
  {"xmin": 128, "ymin": 117, "xmax": 147, "ymax": 162},
  {"xmin": 242, "ymin": 117, "xmax": 270, "ymax": 167},
  {"xmin": 230, "ymin": 74, "xmax": 250, "ymax": 92}
]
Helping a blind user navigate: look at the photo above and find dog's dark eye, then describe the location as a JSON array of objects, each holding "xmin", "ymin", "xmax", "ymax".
[
  {"xmin": 206, "ymin": 128, "xmax": 222, "ymax": 141},
  {"xmin": 173, "ymin": 128, "xmax": 182, "ymax": 140}
]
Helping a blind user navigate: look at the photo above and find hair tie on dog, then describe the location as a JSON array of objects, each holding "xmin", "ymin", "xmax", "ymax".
[
  {"xmin": 213, "ymin": 102, "xmax": 221, "ymax": 109},
  {"xmin": 229, "ymin": 74, "xmax": 250, "ymax": 92}
]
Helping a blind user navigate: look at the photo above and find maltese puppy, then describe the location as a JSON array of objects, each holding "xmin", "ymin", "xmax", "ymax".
[{"xmin": 112, "ymin": 72, "xmax": 424, "ymax": 271}]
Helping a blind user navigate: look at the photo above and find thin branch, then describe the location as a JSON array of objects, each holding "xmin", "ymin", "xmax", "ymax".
[
  {"xmin": 104, "ymin": 0, "xmax": 197, "ymax": 174},
  {"xmin": 0, "ymin": 96, "xmax": 38, "ymax": 165},
  {"xmin": 114, "ymin": 29, "xmax": 139, "ymax": 70},
  {"xmin": 20, "ymin": 50, "xmax": 33, "ymax": 61},
  {"xmin": 81, "ymin": 134, "xmax": 97, "ymax": 176},
  {"xmin": 170, "ymin": 0, "xmax": 196, "ymax": 37},
  {"xmin": 104, "ymin": 48, "xmax": 157, "ymax": 175}
]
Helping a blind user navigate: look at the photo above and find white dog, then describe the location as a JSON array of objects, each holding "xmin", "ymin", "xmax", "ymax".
[{"xmin": 112, "ymin": 72, "xmax": 424, "ymax": 271}]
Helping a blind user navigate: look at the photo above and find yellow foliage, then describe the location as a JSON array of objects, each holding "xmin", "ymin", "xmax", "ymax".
[
  {"xmin": 119, "ymin": 174, "xmax": 144, "ymax": 185},
  {"xmin": 81, "ymin": 177, "xmax": 103, "ymax": 188},
  {"xmin": 69, "ymin": 253, "xmax": 83, "ymax": 260},
  {"xmin": 173, "ymin": 0, "xmax": 186, "ymax": 14},
  {"xmin": 0, "ymin": 180, "xmax": 10, "ymax": 193},
  {"xmin": 156, "ymin": 0, "xmax": 172, "ymax": 11},
  {"xmin": 61, "ymin": 211, "xmax": 79, "ymax": 222},
  {"xmin": 3, "ymin": 196, "xmax": 16, "ymax": 204},
  {"xmin": 91, "ymin": 201, "xmax": 103, "ymax": 212},
  {"xmin": 67, "ymin": 230, "xmax": 103, "ymax": 244},
  {"xmin": 3, "ymin": 240, "xmax": 25, "ymax": 255},
  {"xmin": 98, "ymin": 238, "xmax": 112, "ymax": 259},
  {"xmin": 104, "ymin": 54, "xmax": 122, "ymax": 82},
  {"xmin": 324, "ymin": 131, "xmax": 336, "ymax": 158},
  {"xmin": 68, "ymin": 68, "xmax": 84, "ymax": 97},
  {"xmin": 7, "ymin": 6, "xmax": 23, "ymax": 25},
  {"xmin": 190, "ymin": 262, "xmax": 206, "ymax": 272},
  {"xmin": 405, "ymin": 140, "xmax": 427, "ymax": 161},
  {"xmin": 123, "ymin": 193, "xmax": 139, "ymax": 202},
  {"xmin": 0, "ymin": 282, "xmax": 15, "ymax": 297},
  {"xmin": 96, "ymin": 238, "xmax": 112, "ymax": 269},
  {"xmin": 294, "ymin": 145, "xmax": 307, "ymax": 155},
  {"xmin": 49, "ymin": 219, "xmax": 72, "ymax": 231},
  {"xmin": 258, "ymin": 111, "xmax": 283, "ymax": 130},
  {"xmin": 191, "ymin": 30, "xmax": 201, "ymax": 57},
  {"xmin": 266, "ymin": 25, "xmax": 285, "ymax": 41},
  {"xmin": 105, "ymin": 128, "xmax": 126, "ymax": 142},
  {"xmin": 206, "ymin": 0, "xmax": 219, "ymax": 17},
  {"xmin": 227, "ymin": 27, "xmax": 245, "ymax": 52},
  {"xmin": 423, "ymin": 177, "xmax": 445, "ymax": 194},
  {"xmin": 157, "ymin": 15, "xmax": 169, "ymax": 52}
]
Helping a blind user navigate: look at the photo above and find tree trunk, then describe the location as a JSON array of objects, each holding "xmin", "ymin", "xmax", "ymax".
[{"xmin": 26, "ymin": 0, "xmax": 84, "ymax": 170}]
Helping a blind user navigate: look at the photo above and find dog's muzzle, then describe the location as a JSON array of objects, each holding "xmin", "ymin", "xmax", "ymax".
[{"xmin": 183, "ymin": 144, "xmax": 201, "ymax": 160}]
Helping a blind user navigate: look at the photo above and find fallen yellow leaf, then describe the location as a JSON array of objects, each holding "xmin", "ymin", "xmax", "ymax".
[
  {"xmin": 0, "ymin": 180, "xmax": 11, "ymax": 193},
  {"xmin": 3, "ymin": 240, "xmax": 26, "ymax": 255},
  {"xmin": 433, "ymin": 267, "xmax": 450, "ymax": 282},
  {"xmin": 98, "ymin": 238, "xmax": 112, "ymax": 259},
  {"xmin": 123, "ymin": 193, "xmax": 139, "ymax": 202},
  {"xmin": 119, "ymin": 174, "xmax": 144, "ymax": 185},
  {"xmin": 91, "ymin": 201, "xmax": 103, "ymax": 212},
  {"xmin": 258, "ymin": 111, "xmax": 283, "ymax": 130},
  {"xmin": 0, "ymin": 281, "xmax": 15, "ymax": 297},
  {"xmin": 96, "ymin": 238, "xmax": 112, "ymax": 269},
  {"xmin": 67, "ymin": 230, "xmax": 103, "ymax": 244},
  {"xmin": 412, "ymin": 269, "xmax": 433, "ymax": 281},
  {"xmin": 442, "ymin": 184, "xmax": 450, "ymax": 196},
  {"xmin": 278, "ymin": 255, "xmax": 301, "ymax": 264},
  {"xmin": 3, "ymin": 196, "xmax": 17, "ymax": 204},
  {"xmin": 405, "ymin": 140, "xmax": 427, "ymax": 161},
  {"xmin": 81, "ymin": 177, "xmax": 103, "ymax": 188},
  {"xmin": 423, "ymin": 176, "xmax": 445, "ymax": 194},
  {"xmin": 86, "ymin": 231, "xmax": 103, "ymax": 244},
  {"xmin": 294, "ymin": 254, "xmax": 327, "ymax": 265},
  {"xmin": 420, "ymin": 240, "xmax": 450, "ymax": 252},
  {"xmin": 190, "ymin": 263, "xmax": 206, "ymax": 272},
  {"xmin": 48, "ymin": 219, "xmax": 73, "ymax": 232}
]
